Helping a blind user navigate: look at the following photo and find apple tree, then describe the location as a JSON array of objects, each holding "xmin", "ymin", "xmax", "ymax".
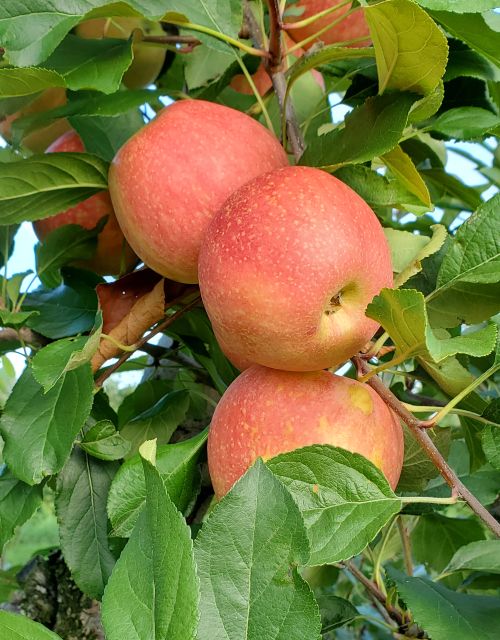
[{"xmin": 0, "ymin": 1, "xmax": 500, "ymax": 638}]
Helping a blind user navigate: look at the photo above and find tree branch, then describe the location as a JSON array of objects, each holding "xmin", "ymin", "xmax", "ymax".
[
  {"xmin": 353, "ymin": 356, "xmax": 500, "ymax": 538},
  {"xmin": 94, "ymin": 294, "xmax": 201, "ymax": 388}
]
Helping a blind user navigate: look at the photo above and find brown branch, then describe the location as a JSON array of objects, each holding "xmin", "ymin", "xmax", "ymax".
[
  {"xmin": 0, "ymin": 327, "xmax": 48, "ymax": 348},
  {"xmin": 353, "ymin": 356, "xmax": 500, "ymax": 538},
  {"xmin": 244, "ymin": 1, "xmax": 304, "ymax": 161},
  {"xmin": 140, "ymin": 34, "xmax": 202, "ymax": 46},
  {"xmin": 397, "ymin": 517, "xmax": 413, "ymax": 577},
  {"xmin": 342, "ymin": 561, "xmax": 404, "ymax": 628},
  {"xmin": 94, "ymin": 294, "xmax": 201, "ymax": 388}
]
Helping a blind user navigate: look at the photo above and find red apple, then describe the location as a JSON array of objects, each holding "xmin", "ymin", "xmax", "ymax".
[
  {"xmin": 208, "ymin": 365, "xmax": 404, "ymax": 498},
  {"xmin": 198, "ymin": 166, "xmax": 393, "ymax": 372},
  {"xmin": 285, "ymin": 0, "xmax": 370, "ymax": 49},
  {"xmin": 0, "ymin": 88, "xmax": 70, "ymax": 152},
  {"xmin": 76, "ymin": 17, "xmax": 166, "ymax": 89},
  {"xmin": 108, "ymin": 99, "xmax": 289, "ymax": 283},
  {"xmin": 33, "ymin": 131, "xmax": 137, "ymax": 276}
]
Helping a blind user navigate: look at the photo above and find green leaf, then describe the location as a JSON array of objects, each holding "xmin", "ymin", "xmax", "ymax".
[
  {"xmin": 184, "ymin": 46, "xmax": 234, "ymax": 92},
  {"xmin": 31, "ymin": 317, "xmax": 101, "ymax": 392},
  {"xmin": 0, "ymin": 467, "xmax": 43, "ymax": 551},
  {"xmin": 300, "ymin": 93, "xmax": 416, "ymax": 170},
  {"xmin": 412, "ymin": 514, "xmax": 486, "ymax": 572},
  {"xmin": 317, "ymin": 595, "xmax": 358, "ymax": 632},
  {"xmin": 335, "ymin": 165, "xmax": 429, "ymax": 214},
  {"xmin": 431, "ymin": 10, "xmax": 500, "ymax": 67},
  {"xmin": 24, "ymin": 269, "xmax": 99, "ymax": 339},
  {"xmin": 56, "ymin": 448, "xmax": 118, "ymax": 599},
  {"xmin": 0, "ymin": 309, "xmax": 39, "ymax": 328},
  {"xmin": 422, "ymin": 167, "xmax": 482, "ymax": 212},
  {"xmin": 0, "ymin": 365, "xmax": 94, "ymax": 485},
  {"xmin": 366, "ymin": 0, "xmax": 448, "ymax": 95},
  {"xmin": 430, "ymin": 107, "xmax": 500, "ymax": 139},
  {"xmin": 482, "ymin": 425, "xmax": 500, "ymax": 470},
  {"xmin": 0, "ymin": 68, "xmax": 65, "ymax": 97},
  {"xmin": 120, "ymin": 389, "xmax": 190, "ymax": 457},
  {"xmin": 417, "ymin": 1, "xmax": 499, "ymax": 10},
  {"xmin": 0, "ymin": 153, "xmax": 109, "ymax": 225},
  {"xmin": 195, "ymin": 459, "xmax": 321, "ymax": 640},
  {"xmin": 387, "ymin": 567, "xmax": 500, "ymax": 640},
  {"xmin": 108, "ymin": 429, "xmax": 207, "ymax": 537},
  {"xmin": 101, "ymin": 446, "xmax": 199, "ymax": 640},
  {"xmin": 0, "ymin": 610, "xmax": 63, "ymax": 639},
  {"xmin": 267, "ymin": 446, "xmax": 401, "ymax": 565},
  {"xmin": 427, "ymin": 194, "xmax": 500, "ymax": 327},
  {"xmin": 35, "ymin": 223, "xmax": 102, "ymax": 289},
  {"xmin": 385, "ymin": 225, "xmax": 447, "ymax": 288},
  {"xmin": 70, "ymin": 108, "xmax": 145, "ymax": 162},
  {"xmin": 397, "ymin": 425, "xmax": 450, "ymax": 492},
  {"xmin": 366, "ymin": 288, "xmax": 497, "ymax": 363},
  {"xmin": 0, "ymin": 1, "xmax": 167, "ymax": 67},
  {"xmin": 381, "ymin": 145, "xmax": 432, "ymax": 208},
  {"xmin": 117, "ymin": 379, "xmax": 173, "ymax": 427},
  {"xmin": 42, "ymin": 34, "xmax": 134, "ymax": 94},
  {"xmin": 445, "ymin": 540, "xmax": 500, "ymax": 575},
  {"xmin": 80, "ymin": 420, "xmax": 131, "ymax": 461}
]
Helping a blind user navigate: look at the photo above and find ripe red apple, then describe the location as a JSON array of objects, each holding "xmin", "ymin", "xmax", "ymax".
[
  {"xmin": 0, "ymin": 88, "xmax": 70, "ymax": 152},
  {"xmin": 285, "ymin": 0, "xmax": 370, "ymax": 49},
  {"xmin": 33, "ymin": 131, "xmax": 137, "ymax": 275},
  {"xmin": 76, "ymin": 17, "xmax": 166, "ymax": 89},
  {"xmin": 108, "ymin": 99, "xmax": 288, "ymax": 283},
  {"xmin": 208, "ymin": 365, "xmax": 404, "ymax": 498},
  {"xmin": 198, "ymin": 166, "xmax": 393, "ymax": 372}
]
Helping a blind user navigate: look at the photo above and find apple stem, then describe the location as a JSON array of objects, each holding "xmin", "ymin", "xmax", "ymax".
[
  {"xmin": 94, "ymin": 290, "xmax": 200, "ymax": 389},
  {"xmin": 353, "ymin": 356, "xmax": 500, "ymax": 538}
]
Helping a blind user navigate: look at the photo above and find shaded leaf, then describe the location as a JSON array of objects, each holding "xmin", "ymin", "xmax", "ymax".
[
  {"xmin": 56, "ymin": 448, "xmax": 118, "ymax": 599},
  {"xmin": 80, "ymin": 420, "xmax": 131, "ymax": 461},
  {"xmin": 397, "ymin": 425, "xmax": 450, "ymax": 492},
  {"xmin": 445, "ymin": 540, "xmax": 500, "ymax": 575},
  {"xmin": 430, "ymin": 107, "xmax": 500, "ymax": 140},
  {"xmin": 0, "ymin": 467, "xmax": 43, "ymax": 551}
]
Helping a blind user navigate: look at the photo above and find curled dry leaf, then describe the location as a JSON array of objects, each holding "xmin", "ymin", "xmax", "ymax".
[{"xmin": 91, "ymin": 268, "xmax": 187, "ymax": 371}]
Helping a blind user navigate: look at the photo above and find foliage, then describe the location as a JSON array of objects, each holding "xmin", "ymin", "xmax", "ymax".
[{"xmin": 0, "ymin": 1, "xmax": 499, "ymax": 639}]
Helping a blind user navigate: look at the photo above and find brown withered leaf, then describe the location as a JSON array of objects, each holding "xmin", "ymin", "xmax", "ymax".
[{"xmin": 91, "ymin": 268, "xmax": 188, "ymax": 372}]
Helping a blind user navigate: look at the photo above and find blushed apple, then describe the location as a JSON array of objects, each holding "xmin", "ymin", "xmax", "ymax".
[
  {"xmin": 76, "ymin": 17, "xmax": 166, "ymax": 89},
  {"xmin": 0, "ymin": 88, "xmax": 70, "ymax": 152},
  {"xmin": 33, "ymin": 131, "xmax": 137, "ymax": 276},
  {"xmin": 285, "ymin": 0, "xmax": 370, "ymax": 49},
  {"xmin": 108, "ymin": 99, "xmax": 289, "ymax": 283},
  {"xmin": 198, "ymin": 166, "xmax": 393, "ymax": 372},
  {"xmin": 208, "ymin": 365, "xmax": 404, "ymax": 498}
]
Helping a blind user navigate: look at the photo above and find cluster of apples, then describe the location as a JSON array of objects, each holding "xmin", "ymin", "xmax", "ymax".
[
  {"xmin": 25, "ymin": 2, "xmax": 404, "ymax": 496},
  {"xmin": 107, "ymin": 98, "xmax": 403, "ymax": 496}
]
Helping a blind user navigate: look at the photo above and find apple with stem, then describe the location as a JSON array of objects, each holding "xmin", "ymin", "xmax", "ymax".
[
  {"xmin": 108, "ymin": 99, "xmax": 289, "ymax": 284},
  {"xmin": 284, "ymin": 0, "xmax": 370, "ymax": 49},
  {"xmin": 76, "ymin": 17, "xmax": 166, "ymax": 89},
  {"xmin": 199, "ymin": 165, "xmax": 393, "ymax": 372},
  {"xmin": 33, "ymin": 131, "xmax": 137, "ymax": 276},
  {"xmin": 208, "ymin": 365, "xmax": 404, "ymax": 498}
]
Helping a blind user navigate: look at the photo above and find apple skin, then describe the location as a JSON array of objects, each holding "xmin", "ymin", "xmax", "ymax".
[
  {"xmin": 208, "ymin": 365, "xmax": 404, "ymax": 498},
  {"xmin": 0, "ymin": 88, "xmax": 70, "ymax": 152},
  {"xmin": 285, "ymin": 0, "xmax": 370, "ymax": 49},
  {"xmin": 33, "ymin": 131, "xmax": 137, "ymax": 276},
  {"xmin": 76, "ymin": 18, "xmax": 166, "ymax": 89},
  {"xmin": 108, "ymin": 99, "xmax": 289, "ymax": 284},
  {"xmin": 198, "ymin": 166, "xmax": 393, "ymax": 372}
]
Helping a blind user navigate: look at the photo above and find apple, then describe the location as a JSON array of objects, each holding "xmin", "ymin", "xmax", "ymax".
[
  {"xmin": 0, "ymin": 88, "xmax": 70, "ymax": 152},
  {"xmin": 198, "ymin": 165, "xmax": 393, "ymax": 372},
  {"xmin": 285, "ymin": 0, "xmax": 370, "ymax": 49},
  {"xmin": 33, "ymin": 131, "xmax": 137, "ymax": 275},
  {"xmin": 76, "ymin": 17, "xmax": 166, "ymax": 89},
  {"xmin": 208, "ymin": 365, "xmax": 404, "ymax": 498},
  {"xmin": 108, "ymin": 99, "xmax": 289, "ymax": 283}
]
